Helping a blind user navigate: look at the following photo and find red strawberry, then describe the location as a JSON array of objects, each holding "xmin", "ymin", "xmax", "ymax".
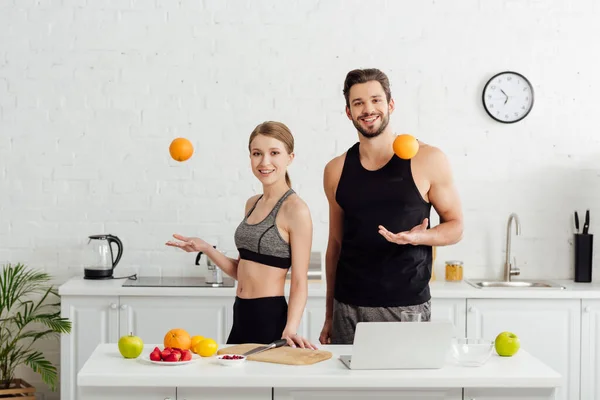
[
  {"xmin": 164, "ymin": 352, "xmax": 181, "ymax": 362},
  {"xmin": 150, "ymin": 349, "xmax": 162, "ymax": 361},
  {"xmin": 161, "ymin": 348, "xmax": 172, "ymax": 360},
  {"xmin": 180, "ymin": 350, "xmax": 192, "ymax": 361}
]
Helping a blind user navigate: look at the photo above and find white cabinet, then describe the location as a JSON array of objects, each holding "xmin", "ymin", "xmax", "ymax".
[
  {"xmin": 177, "ymin": 387, "xmax": 271, "ymax": 399},
  {"xmin": 466, "ymin": 299, "xmax": 580, "ymax": 400},
  {"xmin": 60, "ymin": 296, "xmax": 120, "ymax": 400},
  {"xmin": 119, "ymin": 296, "xmax": 233, "ymax": 344},
  {"xmin": 274, "ymin": 388, "xmax": 462, "ymax": 399},
  {"xmin": 431, "ymin": 298, "xmax": 466, "ymax": 337},
  {"xmin": 581, "ymin": 299, "xmax": 600, "ymax": 400},
  {"xmin": 464, "ymin": 388, "xmax": 556, "ymax": 400},
  {"xmin": 297, "ymin": 298, "xmax": 326, "ymax": 344},
  {"xmin": 77, "ymin": 387, "xmax": 175, "ymax": 400}
]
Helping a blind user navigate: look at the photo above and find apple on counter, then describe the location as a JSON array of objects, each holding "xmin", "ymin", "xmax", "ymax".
[
  {"xmin": 118, "ymin": 333, "xmax": 144, "ymax": 359},
  {"xmin": 495, "ymin": 331, "xmax": 520, "ymax": 357}
]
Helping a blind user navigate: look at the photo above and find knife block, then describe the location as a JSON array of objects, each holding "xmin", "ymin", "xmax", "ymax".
[{"xmin": 575, "ymin": 233, "xmax": 593, "ymax": 283}]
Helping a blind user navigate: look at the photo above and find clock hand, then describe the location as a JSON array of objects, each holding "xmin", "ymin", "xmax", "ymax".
[{"xmin": 500, "ymin": 89, "xmax": 508, "ymax": 105}]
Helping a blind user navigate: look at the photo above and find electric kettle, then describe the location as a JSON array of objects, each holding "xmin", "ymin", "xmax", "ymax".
[{"xmin": 84, "ymin": 234, "xmax": 124, "ymax": 279}]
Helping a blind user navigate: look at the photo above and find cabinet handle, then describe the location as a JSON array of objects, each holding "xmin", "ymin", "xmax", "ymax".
[
  {"xmin": 468, "ymin": 306, "xmax": 475, "ymax": 313},
  {"xmin": 585, "ymin": 306, "xmax": 592, "ymax": 313},
  {"xmin": 120, "ymin": 304, "xmax": 127, "ymax": 310},
  {"xmin": 110, "ymin": 303, "xmax": 117, "ymax": 310}
]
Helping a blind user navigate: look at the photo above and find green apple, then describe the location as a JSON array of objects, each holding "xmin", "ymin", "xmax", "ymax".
[
  {"xmin": 495, "ymin": 331, "xmax": 520, "ymax": 357},
  {"xmin": 118, "ymin": 333, "xmax": 144, "ymax": 359}
]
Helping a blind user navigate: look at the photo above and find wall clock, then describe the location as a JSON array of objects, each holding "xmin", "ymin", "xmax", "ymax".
[{"xmin": 482, "ymin": 71, "xmax": 534, "ymax": 124}]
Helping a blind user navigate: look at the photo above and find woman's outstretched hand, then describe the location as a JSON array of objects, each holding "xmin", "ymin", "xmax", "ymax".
[
  {"xmin": 281, "ymin": 328, "xmax": 319, "ymax": 350},
  {"xmin": 165, "ymin": 234, "xmax": 210, "ymax": 253}
]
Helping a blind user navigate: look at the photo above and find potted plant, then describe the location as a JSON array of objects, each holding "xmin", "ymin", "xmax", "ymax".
[{"xmin": 0, "ymin": 263, "xmax": 72, "ymax": 396}]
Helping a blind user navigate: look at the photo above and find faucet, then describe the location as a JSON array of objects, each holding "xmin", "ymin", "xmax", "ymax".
[{"xmin": 504, "ymin": 213, "xmax": 521, "ymax": 281}]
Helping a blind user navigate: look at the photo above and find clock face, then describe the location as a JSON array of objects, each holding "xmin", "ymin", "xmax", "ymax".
[{"xmin": 482, "ymin": 71, "xmax": 534, "ymax": 123}]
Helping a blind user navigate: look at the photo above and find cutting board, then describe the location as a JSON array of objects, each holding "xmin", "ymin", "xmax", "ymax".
[{"xmin": 217, "ymin": 344, "xmax": 332, "ymax": 365}]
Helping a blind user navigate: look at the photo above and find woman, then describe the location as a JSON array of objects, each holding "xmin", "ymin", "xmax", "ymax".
[{"xmin": 166, "ymin": 121, "xmax": 317, "ymax": 349}]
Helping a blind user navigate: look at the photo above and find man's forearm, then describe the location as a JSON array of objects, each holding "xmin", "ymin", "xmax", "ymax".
[{"xmin": 420, "ymin": 219, "xmax": 463, "ymax": 246}]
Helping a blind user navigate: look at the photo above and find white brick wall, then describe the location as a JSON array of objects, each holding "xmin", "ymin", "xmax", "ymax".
[{"xmin": 1, "ymin": 0, "xmax": 600, "ymax": 396}]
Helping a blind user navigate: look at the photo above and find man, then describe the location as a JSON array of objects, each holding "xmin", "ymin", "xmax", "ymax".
[{"xmin": 319, "ymin": 68, "xmax": 464, "ymax": 345}]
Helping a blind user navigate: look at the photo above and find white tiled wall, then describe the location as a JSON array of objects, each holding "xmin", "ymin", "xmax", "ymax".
[{"xmin": 1, "ymin": 1, "xmax": 600, "ymax": 396}]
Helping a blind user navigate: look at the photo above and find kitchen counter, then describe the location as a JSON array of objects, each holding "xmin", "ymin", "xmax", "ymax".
[
  {"xmin": 77, "ymin": 343, "xmax": 561, "ymax": 399},
  {"xmin": 58, "ymin": 275, "xmax": 600, "ymax": 299}
]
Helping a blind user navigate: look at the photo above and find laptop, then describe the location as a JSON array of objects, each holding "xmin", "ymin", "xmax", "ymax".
[{"xmin": 340, "ymin": 321, "xmax": 454, "ymax": 370}]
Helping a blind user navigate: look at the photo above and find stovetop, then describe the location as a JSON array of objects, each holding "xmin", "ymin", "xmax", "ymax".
[{"xmin": 122, "ymin": 276, "xmax": 235, "ymax": 288}]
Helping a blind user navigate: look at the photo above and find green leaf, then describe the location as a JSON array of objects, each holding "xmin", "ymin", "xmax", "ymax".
[{"xmin": 0, "ymin": 263, "xmax": 72, "ymax": 391}]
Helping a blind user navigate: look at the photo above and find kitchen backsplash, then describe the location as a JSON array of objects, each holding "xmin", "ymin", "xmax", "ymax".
[{"xmin": 1, "ymin": 1, "xmax": 600, "ymax": 283}]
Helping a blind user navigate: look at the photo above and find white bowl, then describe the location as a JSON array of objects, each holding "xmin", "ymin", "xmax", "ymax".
[
  {"xmin": 451, "ymin": 338, "xmax": 494, "ymax": 367},
  {"xmin": 216, "ymin": 354, "xmax": 247, "ymax": 366}
]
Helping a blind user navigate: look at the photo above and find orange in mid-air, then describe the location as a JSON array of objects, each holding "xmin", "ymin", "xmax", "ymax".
[
  {"xmin": 169, "ymin": 138, "xmax": 194, "ymax": 162},
  {"xmin": 392, "ymin": 134, "xmax": 419, "ymax": 159}
]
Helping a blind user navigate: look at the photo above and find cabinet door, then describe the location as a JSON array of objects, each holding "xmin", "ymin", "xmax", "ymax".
[
  {"xmin": 60, "ymin": 296, "xmax": 120, "ymax": 400},
  {"xmin": 119, "ymin": 296, "xmax": 233, "ymax": 344},
  {"xmin": 177, "ymin": 387, "xmax": 271, "ymax": 399},
  {"xmin": 581, "ymin": 299, "xmax": 600, "ymax": 400},
  {"xmin": 274, "ymin": 388, "xmax": 462, "ymax": 399},
  {"xmin": 466, "ymin": 299, "xmax": 579, "ymax": 400},
  {"xmin": 77, "ymin": 386, "xmax": 175, "ymax": 400},
  {"xmin": 464, "ymin": 387, "xmax": 556, "ymax": 400},
  {"xmin": 298, "ymin": 298, "xmax": 326, "ymax": 344},
  {"xmin": 430, "ymin": 298, "xmax": 466, "ymax": 337}
]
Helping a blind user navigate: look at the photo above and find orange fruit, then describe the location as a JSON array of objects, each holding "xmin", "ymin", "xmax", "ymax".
[
  {"xmin": 169, "ymin": 138, "xmax": 194, "ymax": 162},
  {"xmin": 164, "ymin": 328, "xmax": 192, "ymax": 350},
  {"xmin": 196, "ymin": 338, "xmax": 218, "ymax": 357},
  {"xmin": 190, "ymin": 335, "xmax": 205, "ymax": 354},
  {"xmin": 392, "ymin": 134, "xmax": 419, "ymax": 159}
]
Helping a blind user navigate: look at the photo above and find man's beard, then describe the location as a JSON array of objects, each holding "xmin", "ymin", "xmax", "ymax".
[{"xmin": 352, "ymin": 112, "xmax": 390, "ymax": 139}]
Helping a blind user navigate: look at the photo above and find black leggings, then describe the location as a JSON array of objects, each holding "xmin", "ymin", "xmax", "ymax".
[{"xmin": 226, "ymin": 296, "xmax": 288, "ymax": 345}]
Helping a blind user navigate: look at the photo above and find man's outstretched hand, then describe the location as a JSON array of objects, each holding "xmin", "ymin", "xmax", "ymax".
[{"xmin": 378, "ymin": 218, "xmax": 429, "ymax": 246}]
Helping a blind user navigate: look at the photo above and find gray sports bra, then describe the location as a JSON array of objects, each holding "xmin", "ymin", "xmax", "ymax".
[{"xmin": 234, "ymin": 189, "xmax": 295, "ymax": 269}]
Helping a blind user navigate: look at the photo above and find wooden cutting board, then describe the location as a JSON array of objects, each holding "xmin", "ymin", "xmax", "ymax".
[{"xmin": 217, "ymin": 344, "xmax": 332, "ymax": 365}]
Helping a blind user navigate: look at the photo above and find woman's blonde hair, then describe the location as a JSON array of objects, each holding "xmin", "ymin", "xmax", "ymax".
[{"xmin": 248, "ymin": 121, "xmax": 294, "ymax": 187}]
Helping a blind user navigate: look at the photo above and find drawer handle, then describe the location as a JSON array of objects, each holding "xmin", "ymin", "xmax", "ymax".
[
  {"xmin": 120, "ymin": 304, "xmax": 127, "ymax": 310},
  {"xmin": 585, "ymin": 306, "xmax": 592, "ymax": 313},
  {"xmin": 110, "ymin": 303, "xmax": 117, "ymax": 310}
]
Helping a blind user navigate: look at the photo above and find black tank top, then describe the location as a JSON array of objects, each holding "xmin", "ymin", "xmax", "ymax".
[{"xmin": 334, "ymin": 142, "xmax": 432, "ymax": 307}]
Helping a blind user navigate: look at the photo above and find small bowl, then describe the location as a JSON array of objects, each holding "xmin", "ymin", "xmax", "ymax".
[
  {"xmin": 451, "ymin": 338, "xmax": 494, "ymax": 367},
  {"xmin": 216, "ymin": 354, "xmax": 246, "ymax": 366}
]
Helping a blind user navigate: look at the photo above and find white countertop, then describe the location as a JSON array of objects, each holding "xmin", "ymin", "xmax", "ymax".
[
  {"xmin": 58, "ymin": 275, "xmax": 600, "ymax": 299},
  {"xmin": 77, "ymin": 343, "xmax": 561, "ymax": 389}
]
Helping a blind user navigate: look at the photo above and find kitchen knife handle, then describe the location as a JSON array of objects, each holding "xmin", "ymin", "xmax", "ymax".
[
  {"xmin": 271, "ymin": 339, "xmax": 288, "ymax": 348},
  {"xmin": 584, "ymin": 209, "xmax": 590, "ymax": 234}
]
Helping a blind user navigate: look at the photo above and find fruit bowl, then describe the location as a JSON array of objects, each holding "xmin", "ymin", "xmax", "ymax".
[
  {"xmin": 451, "ymin": 338, "xmax": 494, "ymax": 367},
  {"xmin": 216, "ymin": 354, "xmax": 246, "ymax": 366}
]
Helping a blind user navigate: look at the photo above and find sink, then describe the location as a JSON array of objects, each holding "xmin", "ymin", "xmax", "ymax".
[{"xmin": 465, "ymin": 279, "xmax": 566, "ymax": 289}]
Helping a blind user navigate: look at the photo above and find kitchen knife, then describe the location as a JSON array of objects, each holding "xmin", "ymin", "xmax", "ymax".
[
  {"xmin": 583, "ymin": 209, "xmax": 590, "ymax": 234},
  {"xmin": 575, "ymin": 211, "xmax": 580, "ymax": 233},
  {"xmin": 242, "ymin": 339, "xmax": 288, "ymax": 357}
]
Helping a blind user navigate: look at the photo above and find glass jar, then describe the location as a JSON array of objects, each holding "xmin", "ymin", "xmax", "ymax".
[{"xmin": 445, "ymin": 260, "xmax": 463, "ymax": 282}]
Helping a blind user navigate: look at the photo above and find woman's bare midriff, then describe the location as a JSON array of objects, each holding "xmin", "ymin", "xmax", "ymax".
[{"xmin": 236, "ymin": 259, "xmax": 288, "ymax": 298}]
